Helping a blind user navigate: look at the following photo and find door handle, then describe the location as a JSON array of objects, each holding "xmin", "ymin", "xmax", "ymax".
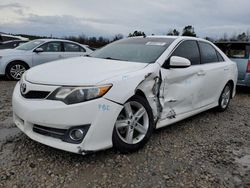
[
  {"xmin": 197, "ymin": 70, "xmax": 206, "ymax": 76},
  {"xmin": 58, "ymin": 55, "xmax": 63, "ymax": 58},
  {"xmin": 224, "ymin": 67, "xmax": 229, "ymax": 71}
]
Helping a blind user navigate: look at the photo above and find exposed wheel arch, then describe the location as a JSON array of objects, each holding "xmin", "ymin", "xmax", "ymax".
[{"xmin": 135, "ymin": 89, "xmax": 147, "ymax": 100}]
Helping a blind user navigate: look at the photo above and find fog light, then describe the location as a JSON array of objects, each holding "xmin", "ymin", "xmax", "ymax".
[
  {"xmin": 69, "ymin": 129, "xmax": 84, "ymax": 141},
  {"xmin": 63, "ymin": 125, "xmax": 90, "ymax": 144}
]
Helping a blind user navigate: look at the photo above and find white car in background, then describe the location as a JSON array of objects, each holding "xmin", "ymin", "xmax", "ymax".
[
  {"xmin": 0, "ymin": 39, "xmax": 93, "ymax": 80},
  {"xmin": 12, "ymin": 36, "xmax": 237, "ymax": 155}
]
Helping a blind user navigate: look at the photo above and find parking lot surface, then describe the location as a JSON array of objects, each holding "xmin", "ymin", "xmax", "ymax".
[{"xmin": 0, "ymin": 78, "xmax": 249, "ymax": 188}]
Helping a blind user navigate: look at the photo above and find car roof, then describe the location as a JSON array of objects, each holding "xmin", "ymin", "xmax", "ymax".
[
  {"xmin": 32, "ymin": 39, "xmax": 90, "ymax": 48},
  {"xmin": 34, "ymin": 38, "xmax": 82, "ymax": 43}
]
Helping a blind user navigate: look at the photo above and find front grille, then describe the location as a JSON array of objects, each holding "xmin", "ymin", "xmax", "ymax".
[
  {"xmin": 22, "ymin": 91, "xmax": 50, "ymax": 99},
  {"xmin": 33, "ymin": 124, "xmax": 67, "ymax": 140}
]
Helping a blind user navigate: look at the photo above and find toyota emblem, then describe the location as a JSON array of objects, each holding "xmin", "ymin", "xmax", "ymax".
[{"xmin": 20, "ymin": 83, "xmax": 27, "ymax": 94}]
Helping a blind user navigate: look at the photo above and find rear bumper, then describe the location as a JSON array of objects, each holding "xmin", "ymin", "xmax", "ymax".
[{"xmin": 237, "ymin": 73, "xmax": 250, "ymax": 87}]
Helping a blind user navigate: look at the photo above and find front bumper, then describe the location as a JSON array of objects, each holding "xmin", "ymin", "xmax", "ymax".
[{"xmin": 12, "ymin": 82, "xmax": 123, "ymax": 154}]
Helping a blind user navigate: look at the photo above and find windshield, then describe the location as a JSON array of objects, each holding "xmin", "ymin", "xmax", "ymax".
[
  {"xmin": 16, "ymin": 40, "xmax": 45, "ymax": 51},
  {"xmin": 90, "ymin": 37, "xmax": 175, "ymax": 63}
]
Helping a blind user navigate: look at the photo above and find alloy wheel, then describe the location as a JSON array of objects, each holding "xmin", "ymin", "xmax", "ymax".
[
  {"xmin": 221, "ymin": 85, "xmax": 231, "ymax": 109},
  {"xmin": 10, "ymin": 64, "xmax": 26, "ymax": 80},
  {"xmin": 115, "ymin": 101, "xmax": 149, "ymax": 145}
]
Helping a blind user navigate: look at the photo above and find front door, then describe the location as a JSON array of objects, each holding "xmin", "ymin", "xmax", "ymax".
[
  {"xmin": 32, "ymin": 41, "xmax": 64, "ymax": 66},
  {"xmin": 159, "ymin": 40, "xmax": 204, "ymax": 119}
]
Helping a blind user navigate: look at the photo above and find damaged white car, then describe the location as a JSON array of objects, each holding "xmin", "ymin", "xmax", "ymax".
[{"xmin": 12, "ymin": 36, "xmax": 238, "ymax": 154}]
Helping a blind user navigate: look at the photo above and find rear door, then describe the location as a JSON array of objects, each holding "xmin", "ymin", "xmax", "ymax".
[
  {"xmin": 32, "ymin": 41, "xmax": 64, "ymax": 66},
  {"xmin": 198, "ymin": 41, "xmax": 228, "ymax": 107},
  {"xmin": 159, "ymin": 40, "xmax": 204, "ymax": 119},
  {"xmin": 63, "ymin": 42, "xmax": 87, "ymax": 59}
]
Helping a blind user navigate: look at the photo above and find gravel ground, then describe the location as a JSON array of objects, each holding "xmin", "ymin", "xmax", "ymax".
[{"xmin": 0, "ymin": 78, "xmax": 249, "ymax": 188}]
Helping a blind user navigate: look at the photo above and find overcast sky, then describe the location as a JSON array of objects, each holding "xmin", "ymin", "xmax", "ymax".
[{"xmin": 0, "ymin": 0, "xmax": 249, "ymax": 39}]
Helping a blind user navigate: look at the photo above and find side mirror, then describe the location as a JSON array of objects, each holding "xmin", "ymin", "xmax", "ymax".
[
  {"xmin": 169, "ymin": 56, "xmax": 191, "ymax": 68},
  {"xmin": 34, "ymin": 48, "xmax": 44, "ymax": 53}
]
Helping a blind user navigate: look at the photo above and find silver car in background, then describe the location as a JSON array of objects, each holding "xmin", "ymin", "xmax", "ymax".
[
  {"xmin": 215, "ymin": 42, "xmax": 250, "ymax": 87},
  {"xmin": 0, "ymin": 39, "xmax": 93, "ymax": 80}
]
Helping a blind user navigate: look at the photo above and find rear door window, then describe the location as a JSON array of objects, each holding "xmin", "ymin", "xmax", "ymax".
[
  {"xmin": 64, "ymin": 42, "xmax": 86, "ymax": 52},
  {"xmin": 199, "ymin": 42, "xmax": 219, "ymax": 64}
]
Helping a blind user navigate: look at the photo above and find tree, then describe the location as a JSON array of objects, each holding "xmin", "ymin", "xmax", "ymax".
[
  {"xmin": 113, "ymin": 34, "xmax": 124, "ymax": 41},
  {"xmin": 182, "ymin": 25, "xmax": 196, "ymax": 37},
  {"xmin": 223, "ymin": 33, "xmax": 228, "ymax": 41},
  {"xmin": 230, "ymin": 32, "xmax": 237, "ymax": 41},
  {"xmin": 167, "ymin": 29, "xmax": 180, "ymax": 36},
  {"xmin": 237, "ymin": 32, "xmax": 247, "ymax": 41},
  {"xmin": 128, "ymin": 31, "xmax": 146, "ymax": 37},
  {"xmin": 247, "ymin": 30, "xmax": 250, "ymax": 41},
  {"xmin": 204, "ymin": 37, "xmax": 214, "ymax": 42}
]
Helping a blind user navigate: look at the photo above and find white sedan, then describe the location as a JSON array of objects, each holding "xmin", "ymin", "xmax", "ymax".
[
  {"xmin": 0, "ymin": 39, "xmax": 93, "ymax": 80},
  {"xmin": 12, "ymin": 36, "xmax": 238, "ymax": 154}
]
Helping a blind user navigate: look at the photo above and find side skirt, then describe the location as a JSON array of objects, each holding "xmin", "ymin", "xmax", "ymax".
[{"xmin": 156, "ymin": 102, "xmax": 218, "ymax": 129}]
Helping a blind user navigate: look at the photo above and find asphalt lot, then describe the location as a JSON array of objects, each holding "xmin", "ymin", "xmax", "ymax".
[{"xmin": 0, "ymin": 77, "xmax": 249, "ymax": 188}]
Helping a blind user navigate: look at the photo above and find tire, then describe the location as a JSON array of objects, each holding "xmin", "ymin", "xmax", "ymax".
[
  {"xmin": 112, "ymin": 95, "xmax": 154, "ymax": 153},
  {"xmin": 6, "ymin": 61, "xmax": 29, "ymax": 81},
  {"xmin": 217, "ymin": 83, "xmax": 232, "ymax": 112}
]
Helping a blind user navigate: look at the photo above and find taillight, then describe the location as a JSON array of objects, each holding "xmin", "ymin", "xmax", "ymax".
[{"xmin": 247, "ymin": 60, "xmax": 250, "ymax": 73}]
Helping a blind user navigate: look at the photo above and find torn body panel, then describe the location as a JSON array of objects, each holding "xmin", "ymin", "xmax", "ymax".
[
  {"xmin": 136, "ymin": 65, "xmax": 203, "ymax": 124},
  {"xmin": 103, "ymin": 62, "xmax": 207, "ymax": 128},
  {"xmin": 158, "ymin": 66, "xmax": 204, "ymax": 121},
  {"xmin": 135, "ymin": 70, "xmax": 162, "ymax": 121},
  {"xmin": 101, "ymin": 63, "xmax": 163, "ymax": 121}
]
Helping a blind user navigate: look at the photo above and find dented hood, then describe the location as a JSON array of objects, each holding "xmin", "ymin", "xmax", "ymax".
[{"xmin": 25, "ymin": 57, "xmax": 148, "ymax": 85}]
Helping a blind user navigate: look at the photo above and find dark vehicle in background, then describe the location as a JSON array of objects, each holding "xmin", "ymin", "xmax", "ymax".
[
  {"xmin": 0, "ymin": 40, "xmax": 28, "ymax": 49},
  {"xmin": 215, "ymin": 42, "xmax": 250, "ymax": 87},
  {"xmin": 0, "ymin": 33, "xmax": 28, "ymax": 42}
]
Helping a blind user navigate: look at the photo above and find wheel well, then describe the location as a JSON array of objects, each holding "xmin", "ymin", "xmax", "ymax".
[
  {"xmin": 135, "ymin": 89, "xmax": 147, "ymax": 99},
  {"xmin": 227, "ymin": 80, "xmax": 234, "ymax": 98},
  {"xmin": 5, "ymin": 60, "xmax": 30, "ymax": 74}
]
